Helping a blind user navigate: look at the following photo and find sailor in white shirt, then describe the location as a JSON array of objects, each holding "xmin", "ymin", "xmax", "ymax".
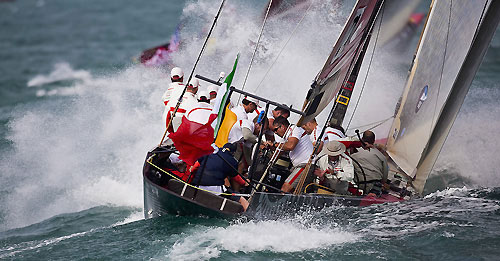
[
  {"xmin": 162, "ymin": 67, "xmax": 184, "ymax": 126},
  {"xmin": 227, "ymin": 96, "xmax": 259, "ymax": 144},
  {"xmin": 324, "ymin": 125, "xmax": 346, "ymax": 143},
  {"xmin": 301, "ymin": 118, "xmax": 325, "ymax": 149},
  {"xmin": 186, "ymin": 91, "xmax": 213, "ymax": 125},
  {"xmin": 165, "ymin": 78, "xmax": 199, "ymax": 132},
  {"xmin": 267, "ymin": 116, "xmax": 314, "ymax": 193},
  {"xmin": 207, "ymin": 84, "xmax": 219, "ymax": 107},
  {"xmin": 314, "ymin": 141, "xmax": 354, "ymax": 195},
  {"xmin": 162, "ymin": 67, "xmax": 184, "ymax": 106}
]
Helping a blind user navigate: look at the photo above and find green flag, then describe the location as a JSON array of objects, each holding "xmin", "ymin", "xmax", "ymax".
[{"xmin": 213, "ymin": 53, "xmax": 239, "ymax": 137}]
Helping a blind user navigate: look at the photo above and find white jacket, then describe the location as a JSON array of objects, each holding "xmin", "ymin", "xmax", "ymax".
[{"xmin": 315, "ymin": 153, "xmax": 354, "ymax": 182}]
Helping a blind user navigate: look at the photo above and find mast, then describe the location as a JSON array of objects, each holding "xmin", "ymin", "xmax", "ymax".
[{"xmin": 294, "ymin": 0, "xmax": 384, "ymax": 194}]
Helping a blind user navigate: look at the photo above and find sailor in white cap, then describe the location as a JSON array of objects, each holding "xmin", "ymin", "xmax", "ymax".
[
  {"xmin": 184, "ymin": 89, "xmax": 214, "ymax": 125},
  {"xmin": 314, "ymin": 140, "xmax": 354, "ymax": 194},
  {"xmin": 165, "ymin": 78, "xmax": 199, "ymax": 132},
  {"xmin": 162, "ymin": 67, "xmax": 184, "ymax": 106},
  {"xmin": 207, "ymin": 84, "xmax": 219, "ymax": 106},
  {"xmin": 162, "ymin": 67, "xmax": 185, "ymax": 127}
]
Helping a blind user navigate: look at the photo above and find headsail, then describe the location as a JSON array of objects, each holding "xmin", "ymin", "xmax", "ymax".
[
  {"xmin": 386, "ymin": 0, "xmax": 500, "ymax": 194},
  {"xmin": 298, "ymin": 0, "xmax": 383, "ymax": 126}
]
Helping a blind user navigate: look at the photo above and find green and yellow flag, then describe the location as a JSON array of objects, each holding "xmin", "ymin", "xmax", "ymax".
[{"xmin": 212, "ymin": 53, "xmax": 239, "ymax": 145}]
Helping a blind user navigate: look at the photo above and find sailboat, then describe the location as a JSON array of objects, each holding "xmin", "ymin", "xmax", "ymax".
[{"xmin": 142, "ymin": 0, "xmax": 500, "ymax": 219}]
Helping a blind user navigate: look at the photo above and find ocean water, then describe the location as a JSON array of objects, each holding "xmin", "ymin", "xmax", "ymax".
[{"xmin": 1, "ymin": 0, "xmax": 500, "ymax": 260}]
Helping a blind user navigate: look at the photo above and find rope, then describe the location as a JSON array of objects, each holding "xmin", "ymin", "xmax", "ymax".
[
  {"xmin": 304, "ymin": 183, "xmax": 335, "ymax": 194},
  {"xmin": 345, "ymin": 0, "xmax": 385, "ymax": 130},
  {"xmin": 238, "ymin": 0, "xmax": 274, "ymax": 103},
  {"xmin": 253, "ymin": 124, "xmax": 294, "ymax": 192},
  {"xmin": 146, "ymin": 159, "xmax": 250, "ymax": 197},
  {"xmin": 160, "ymin": 0, "xmax": 226, "ymax": 145},
  {"xmin": 346, "ymin": 115, "xmax": 393, "ymax": 133},
  {"xmin": 253, "ymin": 0, "xmax": 315, "ymax": 92}
]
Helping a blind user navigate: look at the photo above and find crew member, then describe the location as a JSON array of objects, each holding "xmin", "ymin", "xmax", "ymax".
[
  {"xmin": 162, "ymin": 67, "xmax": 184, "ymax": 127},
  {"xmin": 314, "ymin": 141, "xmax": 354, "ymax": 194},
  {"xmin": 324, "ymin": 124, "xmax": 346, "ymax": 143},
  {"xmin": 350, "ymin": 130, "xmax": 388, "ymax": 195},
  {"xmin": 165, "ymin": 78, "xmax": 199, "ymax": 132},
  {"xmin": 227, "ymin": 96, "xmax": 259, "ymax": 144},
  {"xmin": 207, "ymin": 84, "xmax": 218, "ymax": 107},
  {"xmin": 301, "ymin": 118, "xmax": 324, "ymax": 150},
  {"xmin": 192, "ymin": 143, "xmax": 249, "ymax": 211},
  {"xmin": 268, "ymin": 116, "xmax": 314, "ymax": 193}
]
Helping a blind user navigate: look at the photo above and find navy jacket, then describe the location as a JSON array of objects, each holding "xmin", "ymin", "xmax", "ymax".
[{"xmin": 191, "ymin": 150, "xmax": 238, "ymax": 186}]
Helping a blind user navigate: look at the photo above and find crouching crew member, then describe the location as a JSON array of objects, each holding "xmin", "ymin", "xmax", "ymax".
[
  {"xmin": 314, "ymin": 141, "xmax": 354, "ymax": 195},
  {"xmin": 350, "ymin": 130, "xmax": 388, "ymax": 196},
  {"xmin": 191, "ymin": 143, "xmax": 249, "ymax": 211}
]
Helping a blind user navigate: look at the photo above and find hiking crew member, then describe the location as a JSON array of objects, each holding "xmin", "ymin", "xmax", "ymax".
[
  {"xmin": 165, "ymin": 78, "xmax": 199, "ymax": 132},
  {"xmin": 314, "ymin": 141, "xmax": 354, "ymax": 195},
  {"xmin": 162, "ymin": 67, "xmax": 184, "ymax": 127},
  {"xmin": 350, "ymin": 130, "xmax": 388, "ymax": 195},
  {"xmin": 268, "ymin": 116, "xmax": 314, "ymax": 193}
]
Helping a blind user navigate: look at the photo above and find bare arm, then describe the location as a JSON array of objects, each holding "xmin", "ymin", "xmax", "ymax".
[{"xmin": 281, "ymin": 137, "xmax": 299, "ymax": 151}]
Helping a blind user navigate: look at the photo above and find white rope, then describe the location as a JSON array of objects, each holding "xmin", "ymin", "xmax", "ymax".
[
  {"xmin": 238, "ymin": 0, "xmax": 274, "ymax": 103},
  {"xmin": 345, "ymin": 0, "xmax": 385, "ymax": 131},
  {"xmin": 253, "ymin": 0, "xmax": 315, "ymax": 92},
  {"xmin": 346, "ymin": 116, "xmax": 393, "ymax": 133}
]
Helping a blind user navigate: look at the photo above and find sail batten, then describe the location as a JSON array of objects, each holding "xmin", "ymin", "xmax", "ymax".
[{"xmin": 386, "ymin": 0, "xmax": 499, "ymax": 194}]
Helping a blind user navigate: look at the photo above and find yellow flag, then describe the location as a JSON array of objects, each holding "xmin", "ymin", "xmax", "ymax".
[{"xmin": 214, "ymin": 105, "xmax": 237, "ymax": 148}]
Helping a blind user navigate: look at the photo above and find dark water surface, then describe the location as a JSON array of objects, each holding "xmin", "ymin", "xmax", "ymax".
[{"xmin": 1, "ymin": 0, "xmax": 500, "ymax": 260}]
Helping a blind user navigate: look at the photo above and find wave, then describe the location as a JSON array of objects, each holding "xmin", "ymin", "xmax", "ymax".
[
  {"xmin": 168, "ymin": 217, "xmax": 359, "ymax": 260},
  {"xmin": 27, "ymin": 62, "xmax": 92, "ymax": 88}
]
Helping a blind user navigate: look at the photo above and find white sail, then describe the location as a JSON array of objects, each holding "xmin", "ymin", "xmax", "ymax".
[{"xmin": 386, "ymin": 0, "xmax": 500, "ymax": 194}]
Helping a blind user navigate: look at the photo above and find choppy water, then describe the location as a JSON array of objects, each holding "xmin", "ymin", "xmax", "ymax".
[{"xmin": 1, "ymin": 0, "xmax": 499, "ymax": 260}]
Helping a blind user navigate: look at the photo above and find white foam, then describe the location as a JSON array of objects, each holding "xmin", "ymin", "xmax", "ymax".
[
  {"xmin": 1, "ymin": 65, "xmax": 166, "ymax": 230},
  {"xmin": 27, "ymin": 62, "xmax": 92, "ymax": 87},
  {"xmin": 167, "ymin": 219, "xmax": 359, "ymax": 260},
  {"xmin": 113, "ymin": 210, "xmax": 144, "ymax": 226}
]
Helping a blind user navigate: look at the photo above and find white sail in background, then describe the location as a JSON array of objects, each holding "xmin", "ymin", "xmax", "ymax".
[{"xmin": 386, "ymin": 0, "xmax": 500, "ymax": 194}]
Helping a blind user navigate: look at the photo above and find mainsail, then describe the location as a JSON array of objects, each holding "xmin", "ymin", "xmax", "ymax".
[
  {"xmin": 386, "ymin": 0, "xmax": 500, "ymax": 194},
  {"xmin": 299, "ymin": 0, "xmax": 383, "ymax": 126}
]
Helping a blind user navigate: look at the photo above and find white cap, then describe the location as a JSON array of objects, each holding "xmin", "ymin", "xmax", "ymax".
[
  {"xmin": 188, "ymin": 78, "xmax": 200, "ymax": 88},
  {"xmin": 171, "ymin": 67, "xmax": 184, "ymax": 78},
  {"xmin": 207, "ymin": 84, "xmax": 218, "ymax": 94},
  {"xmin": 198, "ymin": 91, "xmax": 208, "ymax": 99},
  {"xmin": 244, "ymin": 96, "xmax": 259, "ymax": 106},
  {"xmin": 219, "ymin": 71, "xmax": 226, "ymax": 79}
]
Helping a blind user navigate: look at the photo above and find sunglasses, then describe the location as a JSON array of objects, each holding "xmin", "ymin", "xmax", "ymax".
[{"xmin": 273, "ymin": 125, "xmax": 281, "ymax": 133}]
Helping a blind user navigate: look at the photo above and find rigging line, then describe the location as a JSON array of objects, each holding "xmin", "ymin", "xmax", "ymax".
[
  {"xmin": 429, "ymin": 0, "xmax": 452, "ymax": 139},
  {"xmin": 238, "ymin": 0, "xmax": 274, "ymax": 103},
  {"xmin": 345, "ymin": 0, "xmax": 385, "ymax": 131},
  {"xmin": 253, "ymin": 0, "xmax": 315, "ymax": 93},
  {"xmin": 347, "ymin": 115, "xmax": 393, "ymax": 132},
  {"xmin": 159, "ymin": 0, "xmax": 226, "ymax": 145}
]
